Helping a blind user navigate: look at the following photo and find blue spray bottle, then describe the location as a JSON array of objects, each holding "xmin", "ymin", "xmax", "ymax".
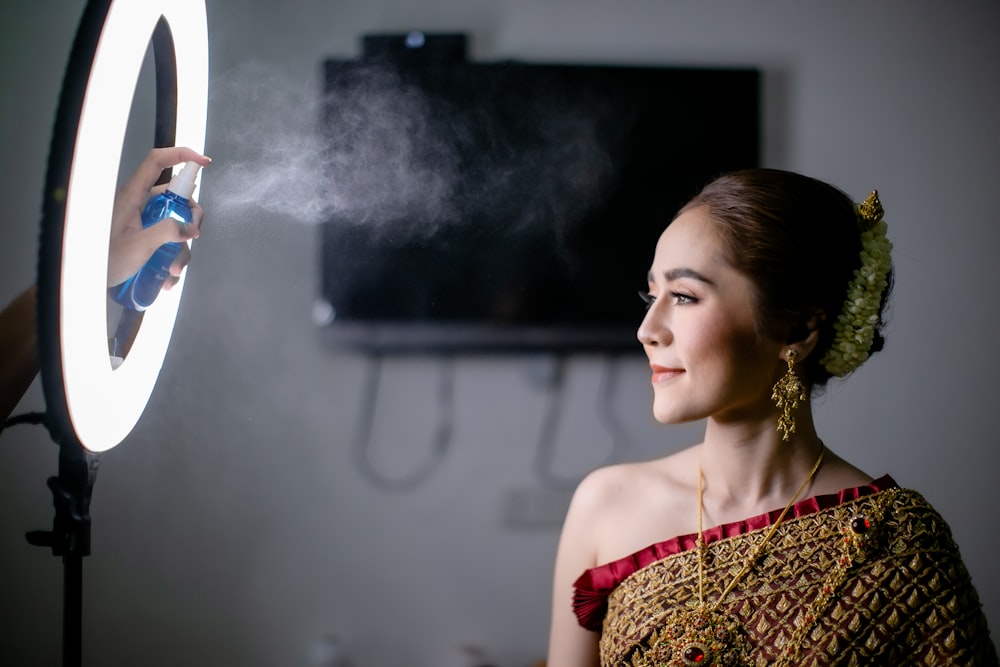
[
  {"xmin": 109, "ymin": 161, "xmax": 202, "ymax": 364},
  {"xmin": 110, "ymin": 160, "xmax": 202, "ymax": 311}
]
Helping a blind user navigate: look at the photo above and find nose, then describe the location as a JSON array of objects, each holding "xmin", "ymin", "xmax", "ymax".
[{"xmin": 637, "ymin": 301, "xmax": 670, "ymax": 347}]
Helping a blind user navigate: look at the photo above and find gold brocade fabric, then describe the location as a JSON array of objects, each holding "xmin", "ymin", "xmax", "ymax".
[{"xmin": 599, "ymin": 488, "xmax": 998, "ymax": 666}]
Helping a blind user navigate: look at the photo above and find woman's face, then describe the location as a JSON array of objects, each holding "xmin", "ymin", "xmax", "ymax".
[{"xmin": 637, "ymin": 206, "xmax": 784, "ymax": 426}]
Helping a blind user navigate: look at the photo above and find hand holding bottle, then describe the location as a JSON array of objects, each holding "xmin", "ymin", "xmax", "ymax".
[
  {"xmin": 107, "ymin": 146, "xmax": 211, "ymax": 290},
  {"xmin": 3, "ymin": 147, "xmax": 212, "ymax": 421}
]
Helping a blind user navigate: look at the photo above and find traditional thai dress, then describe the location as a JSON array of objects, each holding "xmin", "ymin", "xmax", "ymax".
[{"xmin": 573, "ymin": 476, "xmax": 998, "ymax": 666}]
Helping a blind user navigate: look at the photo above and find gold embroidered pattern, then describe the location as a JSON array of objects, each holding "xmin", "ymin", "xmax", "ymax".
[
  {"xmin": 599, "ymin": 489, "xmax": 997, "ymax": 666},
  {"xmin": 646, "ymin": 608, "xmax": 750, "ymax": 666}
]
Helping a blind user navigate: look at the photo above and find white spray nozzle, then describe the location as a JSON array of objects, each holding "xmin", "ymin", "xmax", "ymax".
[{"xmin": 167, "ymin": 161, "xmax": 202, "ymax": 199}]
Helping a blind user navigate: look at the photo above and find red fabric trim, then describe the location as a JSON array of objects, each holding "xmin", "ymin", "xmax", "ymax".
[{"xmin": 572, "ymin": 474, "xmax": 898, "ymax": 631}]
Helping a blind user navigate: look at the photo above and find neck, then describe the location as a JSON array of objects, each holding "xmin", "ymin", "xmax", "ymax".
[{"xmin": 698, "ymin": 405, "xmax": 823, "ymax": 515}]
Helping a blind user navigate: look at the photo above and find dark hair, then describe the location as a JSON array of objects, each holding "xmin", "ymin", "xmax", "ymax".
[{"xmin": 677, "ymin": 168, "xmax": 892, "ymax": 387}]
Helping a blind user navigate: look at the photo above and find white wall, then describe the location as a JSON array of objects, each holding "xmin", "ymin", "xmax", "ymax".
[{"xmin": 1, "ymin": 1, "xmax": 998, "ymax": 665}]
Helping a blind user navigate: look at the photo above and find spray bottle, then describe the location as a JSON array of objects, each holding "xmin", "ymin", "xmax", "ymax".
[
  {"xmin": 110, "ymin": 161, "xmax": 202, "ymax": 311},
  {"xmin": 108, "ymin": 161, "xmax": 202, "ymax": 364}
]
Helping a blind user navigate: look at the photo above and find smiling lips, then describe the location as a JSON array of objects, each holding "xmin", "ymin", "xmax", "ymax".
[{"xmin": 650, "ymin": 364, "xmax": 684, "ymax": 383}]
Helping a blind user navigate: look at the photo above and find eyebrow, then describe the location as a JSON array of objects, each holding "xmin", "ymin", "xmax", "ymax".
[{"xmin": 647, "ymin": 268, "xmax": 716, "ymax": 286}]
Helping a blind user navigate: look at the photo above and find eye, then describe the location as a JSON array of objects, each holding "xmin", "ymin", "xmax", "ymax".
[
  {"xmin": 671, "ymin": 292, "xmax": 698, "ymax": 306},
  {"xmin": 638, "ymin": 291, "xmax": 656, "ymax": 311}
]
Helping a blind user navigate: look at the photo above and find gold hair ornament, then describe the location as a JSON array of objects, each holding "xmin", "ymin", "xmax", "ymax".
[
  {"xmin": 819, "ymin": 190, "xmax": 893, "ymax": 377},
  {"xmin": 772, "ymin": 349, "xmax": 807, "ymax": 441}
]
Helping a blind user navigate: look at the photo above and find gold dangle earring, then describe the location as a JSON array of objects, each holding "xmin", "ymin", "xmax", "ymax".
[{"xmin": 771, "ymin": 350, "xmax": 807, "ymax": 441}]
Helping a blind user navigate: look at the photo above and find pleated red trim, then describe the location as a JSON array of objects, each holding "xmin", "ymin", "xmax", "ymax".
[{"xmin": 572, "ymin": 474, "xmax": 898, "ymax": 631}]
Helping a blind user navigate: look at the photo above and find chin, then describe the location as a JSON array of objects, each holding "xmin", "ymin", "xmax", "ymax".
[{"xmin": 651, "ymin": 401, "xmax": 705, "ymax": 425}]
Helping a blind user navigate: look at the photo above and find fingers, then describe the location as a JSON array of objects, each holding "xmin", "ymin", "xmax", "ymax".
[
  {"xmin": 119, "ymin": 146, "xmax": 211, "ymax": 204},
  {"xmin": 107, "ymin": 219, "xmax": 198, "ymax": 287},
  {"xmin": 107, "ymin": 147, "xmax": 210, "ymax": 288},
  {"xmin": 159, "ymin": 198, "xmax": 203, "ymax": 291},
  {"xmin": 188, "ymin": 198, "xmax": 204, "ymax": 230},
  {"xmin": 163, "ymin": 243, "xmax": 192, "ymax": 290},
  {"xmin": 151, "ymin": 216, "xmax": 199, "ymax": 245}
]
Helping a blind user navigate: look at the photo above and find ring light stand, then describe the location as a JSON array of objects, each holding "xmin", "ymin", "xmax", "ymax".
[{"xmin": 29, "ymin": 1, "xmax": 207, "ymax": 665}]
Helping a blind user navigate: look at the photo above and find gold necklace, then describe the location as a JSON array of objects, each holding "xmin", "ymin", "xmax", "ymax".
[{"xmin": 647, "ymin": 445, "xmax": 825, "ymax": 667}]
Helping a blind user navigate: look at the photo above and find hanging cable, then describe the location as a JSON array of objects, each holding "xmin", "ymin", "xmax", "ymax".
[
  {"xmin": 351, "ymin": 353, "xmax": 455, "ymax": 493},
  {"xmin": 1, "ymin": 411, "xmax": 50, "ymax": 438},
  {"xmin": 595, "ymin": 354, "xmax": 630, "ymax": 464},
  {"xmin": 532, "ymin": 354, "xmax": 569, "ymax": 488},
  {"xmin": 533, "ymin": 354, "xmax": 630, "ymax": 490}
]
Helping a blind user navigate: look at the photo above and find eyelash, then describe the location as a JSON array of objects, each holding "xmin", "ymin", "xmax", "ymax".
[{"xmin": 638, "ymin": 291, "xmax": 698, "ymax": 310}]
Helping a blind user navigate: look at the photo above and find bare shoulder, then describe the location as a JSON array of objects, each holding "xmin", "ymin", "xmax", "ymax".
[
  {"xmin": 568, "ymin": 445, "xmax": 700, "ymax": 565},
  {"xmin": 573, "ymin": 446, "xmax": 694, "ymax": 511}
]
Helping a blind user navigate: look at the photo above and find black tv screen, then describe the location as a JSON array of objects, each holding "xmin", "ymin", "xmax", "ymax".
[{"xmin": 318, "ymin": 35, "xmax": 760, "ymax": 352}]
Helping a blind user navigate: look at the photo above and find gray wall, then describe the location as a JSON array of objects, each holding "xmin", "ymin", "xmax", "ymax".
[{"xmin": 1, "ymin": 1, "xmax": 998, "ymax": 665}]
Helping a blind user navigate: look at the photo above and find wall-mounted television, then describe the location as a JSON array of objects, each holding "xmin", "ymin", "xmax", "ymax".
[{"xmin": 318, "ymin": 34, "xmax": 760, "ymax": 353}]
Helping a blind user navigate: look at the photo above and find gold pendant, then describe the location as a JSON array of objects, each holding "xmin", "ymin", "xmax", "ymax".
[{"xmin": 648, "ymin": 608, "xmax": 750, "ymax": 666}]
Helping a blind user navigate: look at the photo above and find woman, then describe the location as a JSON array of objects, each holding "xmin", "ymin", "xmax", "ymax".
[{"xmin": 547, "ymin": 169, "xmax": 997, "ymax": 666}]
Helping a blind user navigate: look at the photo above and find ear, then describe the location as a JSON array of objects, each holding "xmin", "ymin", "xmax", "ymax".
[{"xmin": 778, "ymin": 320, "xmax": 819, "ymax": 363}]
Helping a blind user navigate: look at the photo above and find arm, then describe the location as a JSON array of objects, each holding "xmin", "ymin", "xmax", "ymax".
[
  {"xmin": 0, "ymin": 285, "xmax": 40, "ymax": 424},
  {"xmin": 546, "ymin": 474, "xmax": 605, "ymax": 667},
  {"xmin": 0, "ymin": 147, "xmax": 210, "ymax": 425}
]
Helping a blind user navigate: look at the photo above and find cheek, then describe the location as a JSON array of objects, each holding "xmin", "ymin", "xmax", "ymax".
[
  {"xmin": 695, "ymin": 320, "xmax": 770, "ymax": 379},
  {"xmin": 730, "ymin": 331, "xmax": 779, "ymax": 389}
]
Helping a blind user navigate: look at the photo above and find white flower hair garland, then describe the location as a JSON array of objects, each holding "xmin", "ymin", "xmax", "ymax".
[{"xmin": 819, "ymin": 191, "xmax": 893, "ymax": 377}]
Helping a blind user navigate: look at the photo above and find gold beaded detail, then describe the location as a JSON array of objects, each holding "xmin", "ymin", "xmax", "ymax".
[
  {"xmin": 771, "ymin": 487, "xmax": 898, "ymax": 667},
  {"xmin": 857, "ymin": 190, "xmax": 884, "ymax": 230},
  {"xmin": 771, "ymin": 350, "xmax": 807, "ymax": 441}
]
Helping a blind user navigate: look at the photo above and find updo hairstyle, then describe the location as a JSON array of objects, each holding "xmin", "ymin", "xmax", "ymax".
[{"xmin": 677, "ymin": 168, "xmax": 892, "ymax": 387}]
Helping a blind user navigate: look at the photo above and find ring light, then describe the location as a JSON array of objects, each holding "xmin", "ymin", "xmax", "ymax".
[
  {"xmin": 29, "ymin": 3, "xmax": 208, "ymax": 664},
  {"xmin": 39, "ymin": 0, "xmax": 208, "ymax": 453}
]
